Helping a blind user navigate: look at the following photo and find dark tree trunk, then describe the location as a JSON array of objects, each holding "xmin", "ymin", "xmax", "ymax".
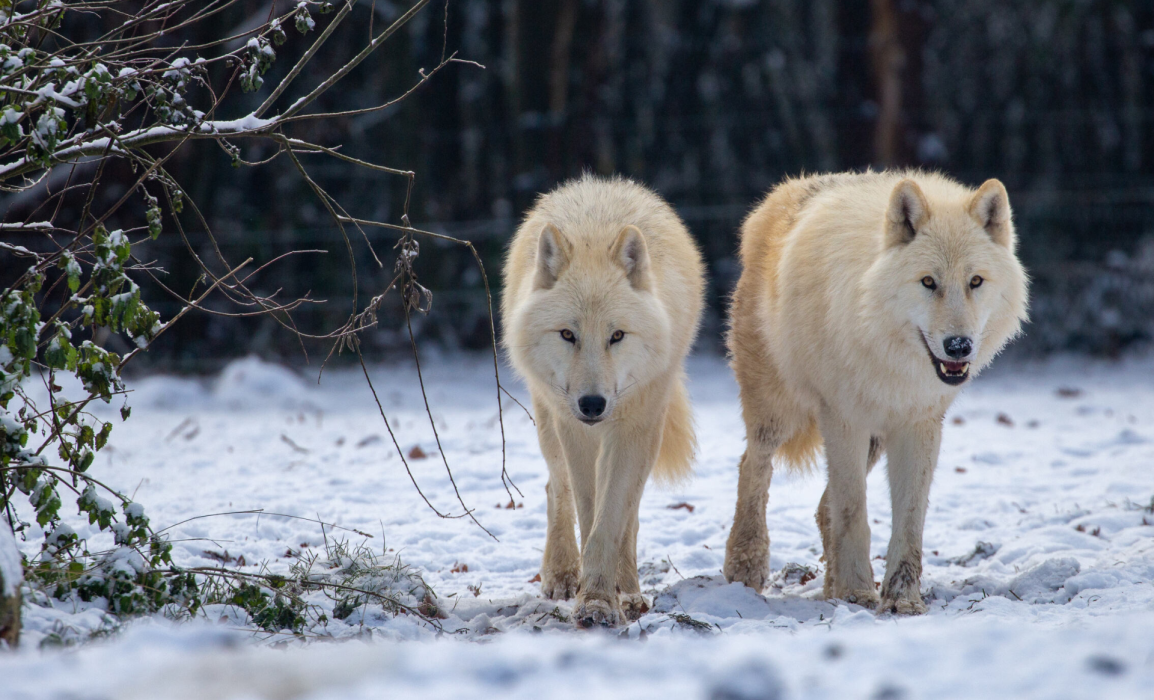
[{"xmin": 0, "ymin": 525, "xmax": 20, "ymax": 649}]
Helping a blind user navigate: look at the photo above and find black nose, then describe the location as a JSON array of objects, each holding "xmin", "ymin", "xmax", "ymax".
[
  {"xmin": 578, "ymin": 395, "xmax": 607, "ymax": 419},
  {"xmin": 943, "ymin": 336, "xmax": 973, "ymax": 359}
]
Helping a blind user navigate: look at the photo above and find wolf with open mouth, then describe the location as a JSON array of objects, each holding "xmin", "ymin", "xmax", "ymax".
[{"xmin": 722, "ymin": 170, "xmax": 1029, "ymax": 614}]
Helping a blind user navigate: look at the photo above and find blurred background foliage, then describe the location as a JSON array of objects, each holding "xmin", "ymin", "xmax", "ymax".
[{"xmin": 5, "ymin": 0, "xmax": 1154, "ymax": 367}]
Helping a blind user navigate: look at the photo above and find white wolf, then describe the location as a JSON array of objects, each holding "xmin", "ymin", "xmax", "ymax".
[
  {"xmin": 723, "ymin": 171, "xmax": 1028, "ymax": 614},
  {"xmin": 502, "ymin": 175, "xmax": 705, "ymax": 627}
]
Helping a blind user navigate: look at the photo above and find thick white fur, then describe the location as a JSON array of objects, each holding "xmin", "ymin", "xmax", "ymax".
[
  {"xmin": 501, "ymin": 174, "xmax": 705, "ymax": 627},
  {"xmin": 723, "ymin": 171, "xmax": 1028, "ymax": 614}
]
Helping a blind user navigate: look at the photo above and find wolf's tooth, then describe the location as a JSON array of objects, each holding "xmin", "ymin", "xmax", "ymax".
[{"xmin": 940, "ymin": 362, "xmax": 948, "ymax": 374}]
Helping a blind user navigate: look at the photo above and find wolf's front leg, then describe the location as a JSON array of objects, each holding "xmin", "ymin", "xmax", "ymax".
[
  {"xmin": 819, "ymin": 410, "xmax": 879, "ymax": 608},
  {"xmin": 878, "ymin": 420, "xmax": 939, "ymax": 615},
  {"xmin": 616, "ymin": 510, "xmax": 649, "ymax": 620},
  {"xmin": 574, "ymin": 420, "xmax": 660, "ymax": 628},
  {"xmin": 536, "ymin": 401, "xmax": 580, "ymax": 600}
]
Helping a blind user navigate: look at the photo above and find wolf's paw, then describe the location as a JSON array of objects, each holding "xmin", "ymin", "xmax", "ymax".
[
  {"xmin": 836, "ymin": 587, "xmax": 880, "ymax": 609},
  {"xmin": 540, "ymin": 566, "xmax": 579, "ymax": 600},
  {"xmin": 723, "ymin": 544, "xmax": 770, "ymax": 592},
  {"xmin": 878, "ymin": 594, "xmax": 927, "ymax": 616},
  {"xmin": 619, "ymin": 593, "xmax": 650, "ymax": 621},
  {"xmin": 574, "ymin": 595, "xmax": 622, "ymax": 629}
]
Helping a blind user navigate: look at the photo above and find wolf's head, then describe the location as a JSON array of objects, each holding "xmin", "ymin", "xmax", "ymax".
[
  {"xmin": 870, "ymin": 177, "xmax": 1029, "ymax": 388},
  {"xmin": 509, "ymin": 223, "xmax": 671, "ymax": 424}
]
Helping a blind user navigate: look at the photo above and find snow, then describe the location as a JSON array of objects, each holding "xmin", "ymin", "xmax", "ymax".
[
  {"xmin": 1, "ymin": 351, "xmax": 1153, "ymax": 697},
  {"xmin": 0, "ymin": 221, "xmax": 53, "ymax": 230},
  {"xmin": 0, "ymin": 106, "xmax": 22, "ymax": 125},
  {"xmin": 199, "ymin": 112, "xmax": 274, "ymax": 133},
  {"xmin": 32, "ymin": 83, "xmax": 81, "ymax": 109}
]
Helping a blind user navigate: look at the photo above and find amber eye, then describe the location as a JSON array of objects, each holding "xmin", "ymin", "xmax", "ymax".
[
  {"xmin": 970, "ymin": 275, "xmax": 984, "ymax": 289},
  {"xmin": 560, "ymin": 329, "xmax": 576, "ymax": 343},
  {"xmin": 921, "ymin": 276, "xmax": 937, "ymax": 290},
  {"xmin": 610, "ymin": 330, "xmax": 625, "ymax": 344}
]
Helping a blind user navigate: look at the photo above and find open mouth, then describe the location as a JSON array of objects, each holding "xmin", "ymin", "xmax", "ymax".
[
  {"xmin": 578, "ymin": 416, "xmax": 604, "ymax": 426},
  {"xmin": 920, "ymin": 335, "xmax": 970, "ymax": 386}
]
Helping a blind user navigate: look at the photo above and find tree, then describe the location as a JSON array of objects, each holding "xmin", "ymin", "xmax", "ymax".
[{"xmin": 0, "ymin": 0, "xmax": 509, "ymax": 645}]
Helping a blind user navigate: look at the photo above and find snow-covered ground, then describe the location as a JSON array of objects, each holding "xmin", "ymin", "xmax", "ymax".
[{"xmin": 2, "ymin": 351, "xmax": 1153, "ymax": 699}]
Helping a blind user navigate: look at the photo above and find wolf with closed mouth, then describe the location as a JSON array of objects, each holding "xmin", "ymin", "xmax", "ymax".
[
  {"xmin": 723, "ymin": 171, "xmax": 1028, "ymax": 614},
  {"xmin": 502, "ymin": 174, "xmax": 705, "ymax": 627}
]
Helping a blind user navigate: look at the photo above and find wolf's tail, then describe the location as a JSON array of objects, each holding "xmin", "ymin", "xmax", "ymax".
[
  {"xmin": 776, "ymin": 418, "xmax": 823, "ymax": 473},
  {"xmin": 650, "ymin": 374, "xmax": 696, "ymax": 486}
]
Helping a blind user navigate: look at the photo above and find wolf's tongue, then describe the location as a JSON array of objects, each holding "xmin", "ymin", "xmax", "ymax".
[{"xmin": 940, "ymin": 360, "xmax": 968, "ymax": 373}]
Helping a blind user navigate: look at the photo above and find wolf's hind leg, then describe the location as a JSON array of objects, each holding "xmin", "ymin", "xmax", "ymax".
[
  {"xmin": 536, "ymin": 400, "xmax": 580, "ymax": 600},
  {"xmin": 723, "ymin": 431, "xmax": 778, "ymax": 592},
  {"xmin": 879, "ymin": 422, "xmax": 938, "ymax": 615},
  {"xmin": 819, "ymin": 410, "xmax": 879, "ymax": 608}
]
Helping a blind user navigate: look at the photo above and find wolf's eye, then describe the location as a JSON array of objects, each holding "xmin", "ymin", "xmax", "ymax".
[
  {"xmin": 970, "ymin": 275, "xmax": 984, "ymax": 289},
  {"xmin": 921, "ymin": 276, "xmax": 937, "ymax": 290},
  {"xmin": 610, "ymin": 330, "xmax": 625, "ymax": 344},
  {"xmin": 560, "ymin": 329, "xmax": 576, "ymax": 343}
]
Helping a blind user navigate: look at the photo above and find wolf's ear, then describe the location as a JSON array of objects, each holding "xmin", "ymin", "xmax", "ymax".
[
  {"xmin": 885, "ymin": 179, "xmax": 931, "ymax": 248},
  {"xmin": 969, "ymin": 179, "xmax": 1013, "ymax": 248},
  {"xmin": 611, "ymin": 225, "xmax": 653, "ymax": 291},
  {"xmin": 534, "ymin": 223, "xmax": 571, "ymax": 290}
]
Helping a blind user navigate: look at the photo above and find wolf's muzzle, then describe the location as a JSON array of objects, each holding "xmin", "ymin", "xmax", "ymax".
[{"xmin": 921, "ymin": 333, "xmax": 970, "ymax": 386}]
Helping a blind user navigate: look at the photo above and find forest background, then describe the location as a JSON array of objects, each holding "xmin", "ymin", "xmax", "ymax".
[{"xmin": 4, "ymin": 0, "xmax": 1151, "ymax": 366}]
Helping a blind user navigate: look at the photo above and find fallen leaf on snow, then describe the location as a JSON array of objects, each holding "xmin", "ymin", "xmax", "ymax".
[
  {"xmin": 996, "ymin": 413, "xmax": 1014, "ymax": 427},
  {"xmin": 202, "ymin": 550, "xmax": 234, "ymax": 564},
  {"xmin": 528, "ymin": 573, "xmax": 541, "ymax": 583},
  {"xmin": 281, "ymin": 434, "xmax": 309, "ymax": 453},
  {"xmin": 667, "ymin": 502, "xmax": 695, "ymax": 513},
  {"xmin": 408, "ymin": 445, "xmax": 428, "ymax": 459}
]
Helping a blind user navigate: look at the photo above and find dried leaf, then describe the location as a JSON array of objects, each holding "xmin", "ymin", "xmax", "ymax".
[
  {"xmin": 356, "ymin": 435, "xmax": 381, "ymax": 448},
  {"xmin": 280, "ymin": 433, "xmax": 309, "ymax": 453}
]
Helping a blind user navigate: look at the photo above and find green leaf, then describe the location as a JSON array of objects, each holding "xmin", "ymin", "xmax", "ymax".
[
  {"xmin": 59, "ymin": 252, "xmax": 81, "ymax": 293},
  {"xmin": 78, "ymin": 423, "xmax": 94, "ymax": 448},
  {"xmin": 146, "ymin": 204, "xmax": 162, "ymax": 239},
  {"xmin": 44, "ymin": 332, "xmax": 78, "ymax": 371},
  {"xmin": 96, "ymin": 422, "xmax": 112, "ymax": 450}
]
